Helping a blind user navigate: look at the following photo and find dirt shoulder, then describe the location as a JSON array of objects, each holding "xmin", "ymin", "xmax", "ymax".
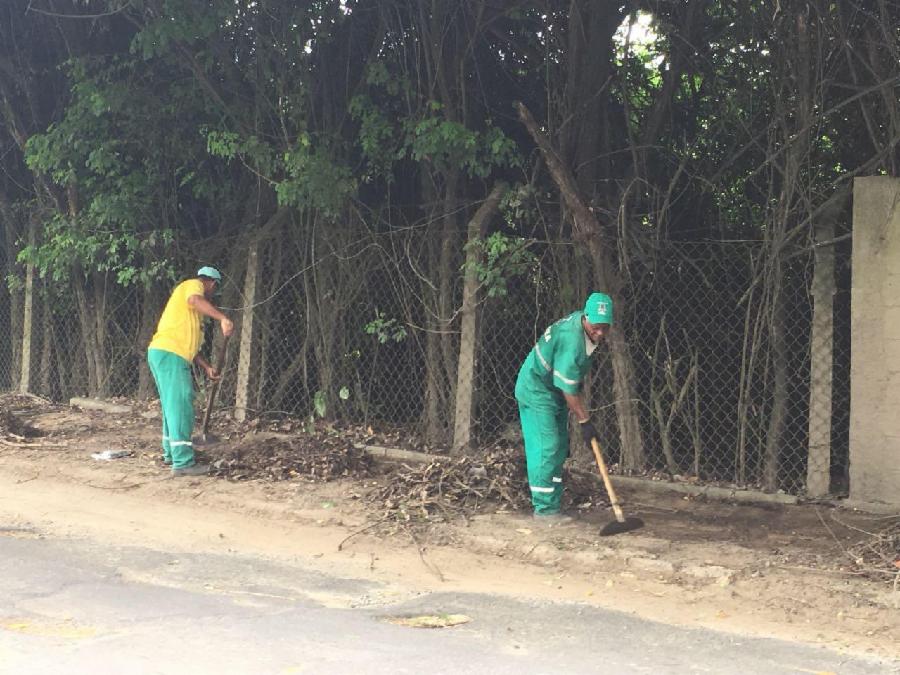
[{"xmin": 0, "ymin": 397, "xmax": 898, "ymax": 662}]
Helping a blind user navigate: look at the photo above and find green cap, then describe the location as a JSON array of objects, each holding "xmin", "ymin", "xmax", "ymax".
[
  {"xmin": 584, "ymin": 292, "xmax": 613, "ymax": 325},
  {"xmin": 197, "ymin": 266, "xmax": 222, "ymax": 281}
]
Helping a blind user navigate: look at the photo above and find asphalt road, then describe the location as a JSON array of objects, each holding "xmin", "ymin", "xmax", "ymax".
[{"xmin": 0, "ymin": 528, "xmax": 897, "ymax": 675}]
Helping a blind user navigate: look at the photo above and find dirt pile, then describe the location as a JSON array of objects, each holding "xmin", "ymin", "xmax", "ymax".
[
  {"xmin": 210, "ymin": 434, "xmax": 373, "ymax": 482},
  {"xmin": 0, "ymin": 394, "xmax": 48, "ymax": 439},
  {"xmin": 846, "ymin": 516, "xmax": 900, "ymax": 584},
  {"xmin": 207, "ymin": 415, "xmax": 436, "ymax": 454},
  {"xmin": 371, "ymin": 445, "xmax": 606, "ymax": 523},
  {"xmin": 373, "ymin": 447, "xmax": 529, "ymax": 522},
  {"xmin": 206, "ymin": 428, "xmax": 607, "ymax": 524}
]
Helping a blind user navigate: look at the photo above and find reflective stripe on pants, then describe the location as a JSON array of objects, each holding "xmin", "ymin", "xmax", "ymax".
[
  {"xmin": 518, "ymin": 402, "xmax": 568, "ymax": 515},
  {"xmin": 148, "ymin": 349, "xmax": 197, "ymax": 469}
]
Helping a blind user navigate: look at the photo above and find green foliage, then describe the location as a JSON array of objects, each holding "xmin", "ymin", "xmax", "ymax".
[
  {"xmin": 6, "ymin": 274, "xmax": 24, "ymax": 293},
  {"xmin": 313, "ymin": 390, "xmax": 328, "ymax": 418},
  {"xmin": 312, "ymin": 385, "xmax": 350, "ymax": 418},
  {"xmin": 348, "ymin": 94, "xmax": 399, "ymax": 180},
  {"xmin": 23, "ymin": 57, "xmax": 183, "ymax": 285},
  {"xmin": 205, "ymin": 130, "xmax": 278, "ymax": 175},
  {"xmin": 130, "ymin": 0, "xmax": 232, "ymax": 59},
  {"xmin": 404, "ymin": 111, "xmax": 520, "ymax": 178},
  {"xmin": 5, "ymin": 0, "xmax": 895, "ymax": 313},
  {"xmin": 464, "ymin": 233, "xmax": 537, "ymax": 298},
  {"xmin": 17, "ymin": 215, "xmax": 173, "ymax": 286},
  {"xmin": 364, "ymin": 311, "xmax": 408, "ymax": 344},
  {"xmin": 350, "ymin": 61, "xmax": 521, "ymax": 181},
  {"xmin": 204, "ymin": 126, "xmax": 355, "ymax": 217},
  {"xmin": 277, "ymin": 138, "xmax": 356, "ymax": 217},
  {"xmin": 500, "ymin": 184, "xmax": 540, "ymax": 229},
  {"xmin": 205, "ymin": 130, "xmax": 242, "ymax": 161}
]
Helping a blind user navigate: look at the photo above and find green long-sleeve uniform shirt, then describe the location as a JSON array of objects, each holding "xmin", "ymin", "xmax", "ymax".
[
  {"xmin": 515, "ymin": 311, "xmax": 598, "ymax": 514},
  {"xmin": 515, "ymin": 312, "xmax": 595, "ymax": 409}
]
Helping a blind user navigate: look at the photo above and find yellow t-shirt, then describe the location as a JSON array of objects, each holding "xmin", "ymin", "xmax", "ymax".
[{"xmin": 148, "ymin": 279, "xmax": 206, "ymax": 362}]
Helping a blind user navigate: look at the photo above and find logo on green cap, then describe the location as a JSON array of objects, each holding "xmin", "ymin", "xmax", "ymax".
[{"xmin": 584, "ymin": 292, "xmax": 613, "ymax": 325}]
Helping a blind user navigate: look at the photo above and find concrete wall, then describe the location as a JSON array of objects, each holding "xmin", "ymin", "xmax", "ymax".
[{"xmin": 849, "ymin": 177, "xmax": 900, "ymax": 509}]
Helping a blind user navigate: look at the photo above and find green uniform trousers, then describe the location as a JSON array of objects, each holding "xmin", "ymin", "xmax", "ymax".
[
  {"xmin": 147, "ymin": 348, "xmax": 197, "ymax": 469},
  {"xmin": 518, "ymin": 402, "xmax": 569, "ymax": 514}
]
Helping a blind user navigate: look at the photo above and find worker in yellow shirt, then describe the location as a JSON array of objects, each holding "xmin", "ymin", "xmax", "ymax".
[{"xmin": 147, "ymin": 266, "xmax": 234, "ymax": 476}]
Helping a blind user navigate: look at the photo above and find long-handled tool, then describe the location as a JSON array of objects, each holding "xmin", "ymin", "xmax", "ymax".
[
  {"xmin": 200, "ymin": 334, "xmax": 230, "ymax": 443},
  {"xmin": 590, "ymin": 437, "xmax": 644, "ymax": 536}
]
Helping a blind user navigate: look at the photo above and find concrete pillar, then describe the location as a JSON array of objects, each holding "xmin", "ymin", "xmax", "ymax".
[
  {"xmin": 18, "ymin": 258, "xmax": 33, "ymax": 394},
  {"xmin": 234, "ymin": 240, "xmax": 259, "ymax": 422},
  {"xmin": 806, "ymin": 218, "xmax": 834, "ymax": 498},
  {"xmin": 452, "ymin": 184, "xmax": 504, "ymax": 455},
  {"xmin": 849, "ymin": 177, "xmax": 900, "ymax": 509},
  {"xmin": 18, "ymin": 223, "xmax": 34, "ymax": 394}
]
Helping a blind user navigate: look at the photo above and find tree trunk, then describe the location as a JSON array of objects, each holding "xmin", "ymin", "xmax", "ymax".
[
  {"xmin": 309, "ymin": 292, "xmax": 335, "ymax": 419},
  {"xmin": 72, "ymin": 270, "xmax": 109, "ymax": 397},
  {"xmin": 439, "ymin": 172, "xmax": 461, "ymax": 439},
  {"xmin": 423, "ymin": 316, "xmax": 447, "ymax": 443},
  {"xmin": 604, "ymin": 320, "xmax": 645, "ymax": 471},
  {"xmin": 255, "ymin": 238, "xmax": 282, "ymax": 411},
  {"xmin": 1, "ymin": 201, "xmax": 23, "ymax": 389},
  {"xmin": 54, "ymin": 323, "xmax": 71, "ymax": 399},
  {"xmin": 452, "ymin": 183, "xmax": 505, "ymax": 455},
  {"xmin": 39, "ymin": 289, "xmax": 52, "ymax": 397},
  {"xmin": 516, "ymin": 101, "xmax": 646, "ymax": 471},
  {"xmin": 763, "ymin": 5, "xmax": 812, "ymax": 493},
  {"xmin": 652, "ymin": 393, "xmax": 679, "ymax": 476},
  {"xmin": 137, "ymin": 284, "xmax": 161, "ymax": 399},
  {"xmin": 419, "ymin": 172, "xmax": 451, "ymax": 445}
]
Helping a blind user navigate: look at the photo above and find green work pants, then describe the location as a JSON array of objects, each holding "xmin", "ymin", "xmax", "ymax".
[
  {"xmin": 147, "ymin": 348, "xmax": 197, "ymax": 469},
  {"xmin": 518, "ymin": 402, "xmax": 569, "ymax": 514}
]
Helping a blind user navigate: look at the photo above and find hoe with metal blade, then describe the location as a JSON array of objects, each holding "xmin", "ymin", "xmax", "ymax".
[
  {"xmin": 590, "ymin": 437, "xmax": 644, "ymax": 536},
  {"xmin": 200, "ymin": 335, "xmax": 230, "ymax": 443}
]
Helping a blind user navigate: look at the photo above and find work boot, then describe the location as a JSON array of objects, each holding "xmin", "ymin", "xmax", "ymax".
[
  {"xmin": 171, "ymin": 463, "xmax": 209, "ymax": 478},
  {"xmin": 532, "ymin": 512, "xmax": 576, "ymax": 527}
]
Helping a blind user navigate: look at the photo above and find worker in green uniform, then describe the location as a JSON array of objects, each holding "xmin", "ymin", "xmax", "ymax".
[
  {"xmin": 514, "ymin": 292, "xmax": 613, "ymax": 521},
  {"xmin": 147, "ymin": 266, "xmax": 234, "ymax": 477}
]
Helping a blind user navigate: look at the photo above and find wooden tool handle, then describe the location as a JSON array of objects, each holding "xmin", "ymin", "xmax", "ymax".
[
  {"xmin": 201, "ymin": 334, "xmax": 230, "ymax": 437},
  {"xmin": 590, "ymin": 437, "xmax": 626, "ymax": 523}
]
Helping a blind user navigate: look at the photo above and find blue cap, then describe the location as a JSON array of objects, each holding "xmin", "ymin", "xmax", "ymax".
[
  {"xmin": 584, "ymin": 292, "xmax": 613, "ymax": 325},
  {"xmin": 197, "ymin": 266, "xmax": 221, "ymax": 281}
]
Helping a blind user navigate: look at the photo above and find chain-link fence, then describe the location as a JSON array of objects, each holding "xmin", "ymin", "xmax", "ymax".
[
  {"xmin": 0, "ymin": 233, "xmax": 851, "ymax": 497},
  {"xmin": 610, "ymin": 241, "xmax": 850, "ymax": 496}
]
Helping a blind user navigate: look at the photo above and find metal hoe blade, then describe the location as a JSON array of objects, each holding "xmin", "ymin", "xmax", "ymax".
[
  {"xmin": 589, "ymin": 438, "xmax": 646, "ymax": 537},
  {"xmin": 599, "ymin": 516, "xmax": 644, "ymax": 537}
]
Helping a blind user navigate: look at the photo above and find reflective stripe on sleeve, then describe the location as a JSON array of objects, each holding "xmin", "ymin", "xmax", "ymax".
[
  {"xmin": 553, "ymin": 369, "xmax": 579, "ymax": 386},
  {"xmin": 534, "ymin": 344, "xmax": 552, "ymax": 372},
  {"xmin": 536, "ymin": 343, "xmax": 581, "ymax": 387}
]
